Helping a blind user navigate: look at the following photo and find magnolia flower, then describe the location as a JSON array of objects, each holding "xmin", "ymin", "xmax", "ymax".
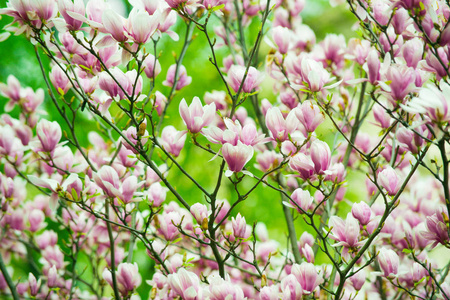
[
  {"xmin": 403, "ymin": 81, "xmax": 450, "ymax": 124},
  {"xmin": 378, "ymin": 167, "xmax": 401, "ymax": 196},
  {"xmin": 265, "ymin": 107, "xmax": 299, "ymax": 142},
  {"xmin": 222, "ymin": 141, "xmax": 254, "ymax": 177},
  {"xmin": 226, "ymin": 65, "xmax": 264, "ymax": 93},
  {"xmin": 179, "ymin": 97, "xmax": 216, "ymax": 133},
  {"xmin": 378, "ymin": 248, "xmax": 399, "ymax": 279}
]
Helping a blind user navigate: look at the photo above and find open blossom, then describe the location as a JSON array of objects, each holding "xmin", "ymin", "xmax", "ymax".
[
  {"xmin": 291, "ymin": 263, "xmax": 323, "ymax": 295},
  {"xmin": 49, "ymin": 65, "xmax": 71, "ymax": 95},
  {"xmin": 204, "ymin": 118, "xmax": 268, "ymax": 147},
  {"xmin": 290, "ymin": 188, "xmax": 313, "ymax": 213},
  {"xmin": 125, "ymin": 8, "xmax": 160, "ymax": 44},
  {"xmin": 265, "ymin": 107, "xmax": 299, "ymax": 142},
  {"xmin": 160, "ymin": 125, "xmax": 187, "ymax": 157},
  {"xmin": 179, "ymin": 97, "xmax": 216, "ymax": 133},
  {"xmin": 226, "ymin": 65, "xmax": 264, "ymax": 93},
  {"xmin": 222, "ymin": 141, "xmax": 254, "ymax": 176},
  {"xmin": 289, "ymin": 153, "xmax": 315, "ymax": 180},
  {"xmin": 295, "ymin": 100, "xmax": 324, "ymax": 132},
  {"xmin": 421, "ymin": 208, "xmax": 449, "ymax": 248},
  {"xmin": 167, "ymin": 268, "xmax": 204, "ymax": 299},
  {"xmin": 329, "ymin": 213, "xmax": 364, "ymax": 259},
  {"xmin": 291, "ymin": 57, "xmax": 337, "ymax": 92},
  {"xmin": 103, "ymin": 263, "xmax": 141, "ymax": 297},
  {"xmin": 163, "ymin": 64, "xmax": 192, "ymax": 90},
  {"xmin": 403, "ymin": 81, "xmax": 450, "ymax": 124},
  {"xmin": 35, "ymin": 119, "xmax": 62, "ymax": 153},
  {"xmin": 57, "ymin": 0, "xmax": 85, "ymax": 31}
]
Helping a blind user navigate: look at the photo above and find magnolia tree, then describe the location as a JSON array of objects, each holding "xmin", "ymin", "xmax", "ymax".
[{"xmin": 0, "ymin": 0, "xmax": 450, "ymax": 299}]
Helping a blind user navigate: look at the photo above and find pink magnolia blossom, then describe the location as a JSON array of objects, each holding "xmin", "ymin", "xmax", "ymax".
[
  {"xmin": 281, "ymin": 274, "xmax": 303, "ymax": 300},
  {"xmin": 57, "ymin": 0, "xmax": 85, "ymax": 31},
  {"xmin": 102, "ymin": 9, "xmax": 127, "ymax": 42},
  {"xmin": 163, "ymin": 64, "xmax": 192, "ymax": 90},
  {"xmin": 289, "ymin": 153, "xmax": 315, "ymax": 180},
  {"xmin": 143, "ymin": 54, "xmax": 161, "ymax": 78},
  {"xmin": 272, "ymin": 26, "xmax": 292, "ymax": 54},
  {"xmin": 35, "ymin": 119, "xmax": 62, "ymax": 153},
  {"xmin": 179, "ymin": 97, "xmax": 216, "ymax": 133},
  {"xmin": 222, "ymin": 141, "xmax": 254, "ymax": 176},
  {"xmin": 329, "ymin": 213, "xmax": 364, "ymax": 254},
  {"xmin": 291, "ymin": 262, "xmax": 323, "ymax": 295},
  {"xmin": 404, "ymin": 81, "xmax": 450, "ymax": 124},
  {"xmin": 125, "ymin": 8, "xmax": 160, "ymax": 44},
  {"xmin": 207, "ymin": 274, "xmax": 246, "ymax": 300},
  {"xmin": 103, "ymin": 263, "xmax": 142, "ymax": 297},
  {"xmin": 190, "ymin": 203, "xmax": 209, "ymax": 225},
  {"xmin": 351, "ymin": 202, "xmax": 372, "ymax": 225},
  {"xmin": 49, "ymin": 65, "xmax": 71, "ymax": 95},
  {"xmin": 378, "ymin": 248, "xmax": 399, "ymax": 279},
  {"xmin": 378, "ymin": 166, "xmax": 401, "ymax": 196},
  {"xmin": 167, "ymin": 268, "xmax": 203, "ymax": 300},
  {"xmin": 92, "ymin": 165, "xmax": 120, "ymax": 198},
  {"xmin": 295, "ymin": 100, "xmax": 325, "ymax": 132},
  {"xmin": 310, "ymin": 140, "xmax": 331, "ymax": 175},
  {"xmin": 160, "ymin": 125, "xmax": 187, "ymax": 157},
  {"xmin": 421, "ymin": 208, "xmax": 449, "ymax": 248},
  {"xmin": 231, "ymin": 213, "xmax": 250, "ymax": 239},
  {"xmin": 147, "ymin": 182, "xmax": 168, "ymax": 207},
  {"xmin": 290, "ymin": 188, "xmax": 313, "ymax": 213},
  {"xmin": 226, "ymin": 65, "xmax": 264, "ymax": 93},
  {"xmin": 265, "ymin": 107, "xmax": 299, "ymax": 142}
]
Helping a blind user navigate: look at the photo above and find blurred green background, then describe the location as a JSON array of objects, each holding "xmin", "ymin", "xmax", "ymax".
[{"xmin": 0, "ymin": 0, "xmax": 357, "ymax": 298}]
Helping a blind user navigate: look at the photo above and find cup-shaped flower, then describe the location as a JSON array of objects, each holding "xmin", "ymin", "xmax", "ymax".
[
  {"xmin": 378, "ymin": 248, "xmax": 399, "ymax": 279},
  {"xmin": 206, "ymin": 274, "xmax": 246, "ymax": 300},
  {"xmin": 179, "ymin": 97, "xmax": 216, "ymax": 134},
  {"xmin": 403, "ymin": 82, "xmax": 450, "ymax": 124},
  {"xmin": 103, "ymin": 263, "xmax": 142, "ymax": 297},
  {"xmin": 329, "ymin": 213, "xmax": 362, "ymax": 253},
  {"xmin": 167, "ymin": 268, "xmax": 203, "ymax": 300},
  {"xmin": 102, "ymin": 9, "xmax": 127, "ymax": 42},
  {"xmin": 226, "ymin": 65, "xmax": 264, "ymax": 93},
  {"xmin": 125, "ymin": 8, "xmax": 159, "ymax": 44},
  {"xmin": 47, "ymin": 265, "xmax": 58, "ymax": 288},
  {"xmin": 281, "ymin": 274, "xmax": 303, "ymax": 300},
  {"xmin": 222, "ymin": 141, "xmax": 254, "ymax": 177},
  {"xmin": 265, "ymin": 107, "xmax": 299, "ymax": 142},
  {"xmin": 190, "ymin": 203, "xmax": 209, "ymax": 226},
  {"xmin": 160, "ymin": 125, "xmax": 187, "ymax": 157},
  {"xmin": 272, "ymin": 26, "xmax": 292, "ymax": 54},
  {"xmin": 289, "ymin": 153, "xmax": 315, "ymax": 180},
  {"xmin": 36, "ymin": 119, "xmax": 62, "ymax": 153},
  {"xmin": 49, "ymin": 65, "xmax": 71, "ymax": 95},
  {"xmin": 378, "ymin": 166, "xmax": 400, "ymax": 196},
  {"xmin": 421, "ymin": 209, "xmax": 449, "ymax": 248},
  {"xmin": 351, "ymin": 202, "xmax": 372, "ymax": 225},
  {"xmin": 92, "ymin": 165, "xmax": 120, "ymax": 198},
  {"xmin": 143, "ymin": 54, "xmax": 161, "ymax": 79},
  {"xmin": 57, "ymin": 0, "xmax": 85, "ymax": 31},
  {"xmin": 310, "ymin": 140, "xmax": 331, "ymax": 175},
  {"xmin": 232, "ymin": 213, "xmax": 250, "ymax": 239},
  {"xmin": 295, "ymin": 100, "xmax": 324, "ymax": 132},
  {"xmin": 147, "ymin": 182, "xmax": 168, "ymax": 207},
  {"xmin": 163, "ymin": 64, "xmax": 192, "ymax": 90},
  {"xmin": 291, "ymin": 262, "xmax": 323, "ymax": 295},
  {"xmin": 290, "ymin": 188, "xmax": 313, "ymax": 213},
  {"xmin": 350, "ymin": 270, "xmax": 366, "ymax": 290}
]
